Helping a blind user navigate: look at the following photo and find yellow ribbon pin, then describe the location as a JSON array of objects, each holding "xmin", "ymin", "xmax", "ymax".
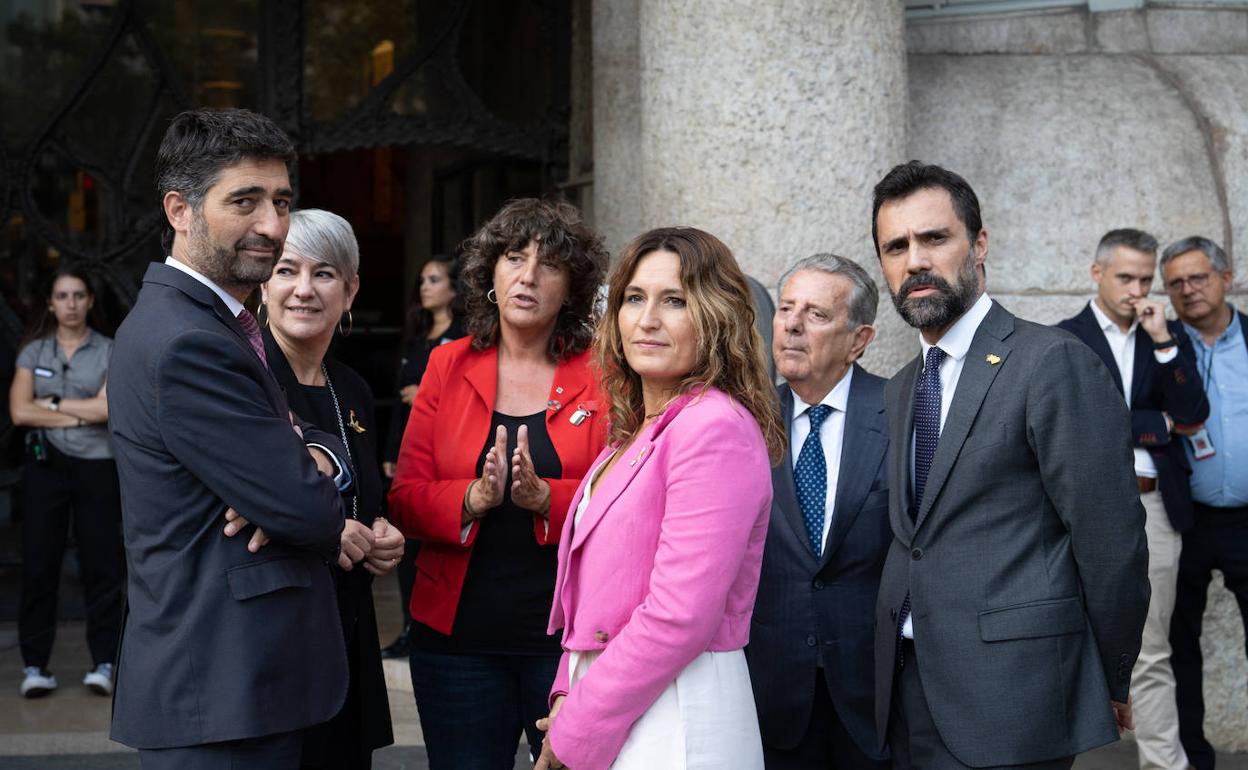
[{"xmin": 985, "ymin": 354, "xmax": 1002, "ymax": 365}]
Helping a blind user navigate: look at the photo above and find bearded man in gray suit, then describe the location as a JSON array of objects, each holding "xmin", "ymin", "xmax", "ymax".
[{"xmin": 870, "ymin": 161, "xmax": 1150, "ymax": 769}]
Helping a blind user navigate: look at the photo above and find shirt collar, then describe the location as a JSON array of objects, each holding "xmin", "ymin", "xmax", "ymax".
[
  {"xmin": 1184, "ymin": 302, "xmax": 1243, "ymax": 349},
  {"xmin": 919, "ymin": 292, "xmax": 994, "ymax": 363},
  {"xmin": 1088, "ymin": 299, "xmax": 1137, "ymax": 336},
  {"xmin": 793, "ymin": 365, "xmax": 853, "ymax": 422},
  {"xmin": 165, "ymin": 256, "xmax": 246, "ymax": 317}
]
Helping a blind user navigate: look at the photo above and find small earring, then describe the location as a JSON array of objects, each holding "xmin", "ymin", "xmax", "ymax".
[
  {"xmin": 257, "ymin": 304, "xmax": 269, "ymax": 328},
  {"xmin": 338, "ymin": 310, "xmax": 354, "ymax": 337},
  {"xmin": 487, "ymin": 289, "xmax": 498, "ymax": 304}
]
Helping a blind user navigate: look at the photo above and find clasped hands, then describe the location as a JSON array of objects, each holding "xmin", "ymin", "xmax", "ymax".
[
  {"xmin": 533, "ymin": 694, "xmax": 566, "ymax": 769},
  {"xmin": 463, "ymin": 424, "xmax": 551, "ymax": 525},
  {"xmin": 222, "ymin": 417, "xmax": 404, "ymax": 573}
]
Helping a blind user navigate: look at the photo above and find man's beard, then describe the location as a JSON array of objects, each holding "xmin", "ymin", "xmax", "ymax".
[
  {"xmin": 890, "ymin": 249, "xmax": 980, "ymax": 330},
  {"xmin": 187, "ymin": 212, "xmax": 280, "ymax": 291}
]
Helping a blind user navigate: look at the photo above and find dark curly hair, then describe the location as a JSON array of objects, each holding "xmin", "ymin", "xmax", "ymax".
[{"xmin": 459, "ymin": 198, "xmax": 607, "ymax": 361}]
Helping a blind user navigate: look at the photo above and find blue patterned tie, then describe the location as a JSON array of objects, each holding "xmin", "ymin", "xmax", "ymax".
[
  {"xmin": 898, "ymin": 345, "xmax": 947, "ymax": 667},
  {"xmin": 795, "ymin": 404, "xmax": 833, "ymax": 558},
  {"xmin": 912, "ymin": 345, "xmax": 947, "ymax": 513}
]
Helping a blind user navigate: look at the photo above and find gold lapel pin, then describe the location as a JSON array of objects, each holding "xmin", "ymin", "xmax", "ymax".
[{"xmin": 985, "ymin": 354, "xmax": 1002, "ymax": 365}]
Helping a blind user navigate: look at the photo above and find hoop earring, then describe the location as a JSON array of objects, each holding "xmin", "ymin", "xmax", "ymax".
[
  {"xmin": 338, "ymin": 310, "xmax": 354, "ymax": 337},
  {"xmin": 257, "ymin": 304, "xmax": 269, "ymax": 328},
  {"xmin": 487, "ymin": 289, "xmax": 498, "ymax": 304}
]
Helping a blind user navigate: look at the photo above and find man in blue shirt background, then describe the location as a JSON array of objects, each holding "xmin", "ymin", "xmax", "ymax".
[{"xmin": 1161, "ymin": 235, "xmax": 1248, "ymax": 770}]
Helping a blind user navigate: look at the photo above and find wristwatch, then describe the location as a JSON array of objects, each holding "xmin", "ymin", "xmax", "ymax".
[{"xmin": 49, "ymin": 395, "xmax": 61, "ymax": 412}]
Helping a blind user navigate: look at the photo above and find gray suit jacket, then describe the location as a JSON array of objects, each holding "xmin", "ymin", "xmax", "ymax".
[
  {"xmin": 108, "ymin": 263, "xmax": 349, "ymax": 749},
  {"xmin": 748, "ymin": 366, "xmax": 890, "ymax": 759},
  {"xmin": 874, "ymin": 301, "xmax": 1149, "ymax": 766}
]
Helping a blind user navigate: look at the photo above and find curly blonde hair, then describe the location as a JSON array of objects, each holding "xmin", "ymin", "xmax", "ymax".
[{"xmin": 594, "ymin": 227, "xmax": 785, "ymax": 465}]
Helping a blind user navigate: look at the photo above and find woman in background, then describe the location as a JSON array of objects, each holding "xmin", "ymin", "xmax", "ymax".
[
  {"xmin": 536, "ymin": 227, "xmax": 784, "ymax": 770},
  {"xmin": 388, "ymin": 198, "xmax": 609, "ymax": 769},
  {"xmin": 381, "ymin": 254, "xmax": 464, "ymax": 659},
  {"xmin": 10, "ymin": 267, "xmax": 123, "ymax": 699}
]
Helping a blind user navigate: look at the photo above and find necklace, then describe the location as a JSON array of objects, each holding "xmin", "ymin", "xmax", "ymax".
[{"xmin": 321, "ymin": 362, "xmax": 359, "ymax": 520}]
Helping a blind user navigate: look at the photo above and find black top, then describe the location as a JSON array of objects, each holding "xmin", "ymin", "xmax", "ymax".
[
  {"xmin": 385, "ymin": 317, "xmax": 466, "ymax": 462},
  {"xmin": 262, "ymin": 329, "xmax": 394, "ymax": 758},
  {"xmin": 409, "ymin": 411, "xmax": 563, "ymax": 656}
]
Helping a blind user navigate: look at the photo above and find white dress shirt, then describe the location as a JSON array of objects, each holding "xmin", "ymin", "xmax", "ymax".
[
  {"xmin": 1087, "ymin": 300, "xmax": 1175, "ymax": 478},
  {"xmin": 165, "ymin": 256, "xmax": 245, "ymax": 316},
  {"xmin": 903, "ymin": 292, "xmax": 994, "ymax": 639},
  {"xmin": 790, "ymin": 366, "xmax": 853, "ymax": 552}
]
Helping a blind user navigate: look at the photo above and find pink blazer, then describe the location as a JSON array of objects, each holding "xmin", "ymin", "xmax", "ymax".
[{"xmin": 546, "ymin": 387, "xmax": 773, "ymax": 770}]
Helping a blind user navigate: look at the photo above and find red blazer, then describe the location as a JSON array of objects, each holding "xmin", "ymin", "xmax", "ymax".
[{"xmin": 388, "ymin": 336, "xmax": 608, "ymax": 634}]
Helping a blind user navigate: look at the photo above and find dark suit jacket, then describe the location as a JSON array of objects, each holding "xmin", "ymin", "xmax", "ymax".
[
  {"xmin": 874, "ymin": 301, "xmax": 1150, "ymax": 766},
  {"xmin": 263, "ymin": 330, "xmax": 394, "ymax": 759},
  {"xmin": 1056, "ymin": 305, "xmax": 1209, "ymax": 532},
  {"xmin": 748, "ymin": 365, "xmax": 890, "ymax": 760},
  {"xmin": 108, "ymin": 263, "xmax": 349, "ymax": 749}
]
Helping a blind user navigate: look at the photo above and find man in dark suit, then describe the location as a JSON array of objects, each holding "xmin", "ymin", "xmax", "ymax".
[
  {"xmin": 748, "ymin": 254, "xmax": 891, "ymax": 769},
  {"xmin": 1056, "ymin": 228, "xmax": 1208, "ymax": 770},
  {"xmin": 108, "ymin": 109, "xmax": 373, "ymax": 769},
  {"xmin": 870, "ymin": 161, "xmax": 1150, "ymax": 769},
  {"xmin": 1161, "ymin": 236, "xmax": 1248, "ymax": 770}
]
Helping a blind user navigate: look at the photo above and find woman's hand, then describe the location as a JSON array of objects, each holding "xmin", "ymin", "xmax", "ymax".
[
  {"xmin": 382, "ymin": 461, "xmax": 396, "ymax": 478},
  {"xmin": 336, "ymin": 519, "xmax": 376, "ymax": 571},
  {"xmin": 512, "ymin": 424, "xmax": 551, "ymax": 517},
  {"xmin": 534, "ymin": 694, "xmax": 566, "ymax": 769},
  {"xmin": 364, "ymin": 517, "xmax": 405, "ymax": 575},
  {"xmin": 400, "ymin": 384, "xmax": 419, "ymax": 405},
  {"xmin": 463, "ymin": 425, "xmax": 507, "ymax": 525}
]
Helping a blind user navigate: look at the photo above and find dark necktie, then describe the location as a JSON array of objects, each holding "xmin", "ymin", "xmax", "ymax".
[
  {"xmin": 236, "ymin": 309, "xmax": 268, "ymax": 369},
  {"xmin": 898, "ymin": 345, "xmax": 947, "ymax": 667},
  {"xmin": 795, "ymin": 404, "xmax": 833, "ymax": 558},
  {"xmin": 912, "ymin": 345, "xmax": 948, "ymax": 515}
]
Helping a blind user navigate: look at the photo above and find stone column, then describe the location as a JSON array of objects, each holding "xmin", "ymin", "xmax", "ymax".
[{"xmin": 592, "ymin": 0, "xmax": 907, "ymax": 293}]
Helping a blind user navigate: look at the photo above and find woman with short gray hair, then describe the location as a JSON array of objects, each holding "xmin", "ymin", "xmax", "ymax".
[{"xmin": 245, "ymin": 208, "xmax": 404, "ymax": 769}]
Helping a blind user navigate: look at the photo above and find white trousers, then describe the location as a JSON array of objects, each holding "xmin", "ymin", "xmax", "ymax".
[{"xmin": 1131, "ymin": 489, "xmax": 1188, "ymax": 770}]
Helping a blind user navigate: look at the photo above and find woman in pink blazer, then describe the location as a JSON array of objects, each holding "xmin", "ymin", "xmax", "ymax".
[{"xmin": 535, "ymin": 227, "xmax": 786, "ymax": 770}]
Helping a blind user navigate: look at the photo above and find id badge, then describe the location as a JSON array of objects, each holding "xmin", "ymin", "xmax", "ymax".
[
  {"xmin": 1190, "ymin": 428, "xmax": 1216, "ymax": 460},
  {"xmin": 33, "ymin": 366, "xmax": 55, "ymax": 379}
]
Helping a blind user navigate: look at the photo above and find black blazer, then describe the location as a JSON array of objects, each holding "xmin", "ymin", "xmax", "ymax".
[
  {"xmin": 747, "ymin": 365, "xmax": 890, "ymax": 760},
  {"xmin": 108, "ymin": 263, "xmax": 348, "ymax": 749},
  {"xmin": 263, "ymin": 330, "xmax": 395, "ymax": 759},
  {"xmin": 1056, "ymin": 305, "xmax": 1209, "ymax": 532}
]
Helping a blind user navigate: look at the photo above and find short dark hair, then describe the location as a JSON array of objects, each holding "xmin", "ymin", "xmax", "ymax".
[
  {"xmin": 459, "ymin": 198, "xmax": 608, "ymax": 361},
  {"xmin": 871, "ymin": 161, "xmax": 982, "ymax": 256},
  {"xmin": 155, "ymin": 109, "xmax": 296, "ymax": 253},
  {"xmin": 1161, "ymin": 235, "xmax": 1230, "ymax": 274},
  {"xmin": 1095, "ymin": 228, "xmax": 1158, "ymax": 266}
]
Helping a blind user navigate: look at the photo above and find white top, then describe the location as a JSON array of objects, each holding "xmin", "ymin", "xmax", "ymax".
[
  {"xmin": 904, "ymin": 292, "xmax": 994, "ymax": 639},
  {"xmin": 789, "ymin": 366, "xmax": 853, "ymax": 551},
  {"xmin": 573, "ymin": 454, "xmax": 612, "ymax": 530},
  {"xmin": 1087, "ymin": 300, "xmax": 1176, "ymax": 478}
]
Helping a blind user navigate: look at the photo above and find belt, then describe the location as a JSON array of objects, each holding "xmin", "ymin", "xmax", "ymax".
[{"xmin": 1137, "ymin": 476, "xmax": 1158, "ymax": 494}]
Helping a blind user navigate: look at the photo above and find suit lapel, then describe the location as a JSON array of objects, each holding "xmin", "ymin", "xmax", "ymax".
[
  {"xmin": 773, "ymin": 385, "xmax": 817, "ymax": 560},
  {"xmin": 822, "ymin": 368, "xmax": 886, "ymax": 565},
  {"xmin": 888, "ymin": 358, "xmax": 920, "ymax": 544},
  {"xmin": 1074, "ymin": 305, "xmax": 1124, "ymax": 396},
  {"xmin": 915, "ymin": 304, "xmax": 1014, "ymax": 530},
  {"xmin": 1128, "ymin": 324, "xmax": 1154, "ymax": 406},
  {"xmin": 463, "ymin": 347, "xmax": 498, "ymax": 413}
]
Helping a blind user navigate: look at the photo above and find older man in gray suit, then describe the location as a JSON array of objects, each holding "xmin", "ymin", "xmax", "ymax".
[{"xmin": 870, "ymin": 161, "xmax": 1150, "ymax": 769}]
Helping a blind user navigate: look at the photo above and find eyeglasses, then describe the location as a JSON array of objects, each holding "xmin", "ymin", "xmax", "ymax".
[{"xmin": 1166, "ymin": 273, "xmax": 1211, "ymax": 292}]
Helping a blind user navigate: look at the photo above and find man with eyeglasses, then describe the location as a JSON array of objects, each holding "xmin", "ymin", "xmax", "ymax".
[
  {"xmin": 1161, "ymin": 236, "xmax": 1248, "ymax": 770},
  {"xmin": 1056, "ymin": 228, "xmax": 1208, "ymax": 770}
]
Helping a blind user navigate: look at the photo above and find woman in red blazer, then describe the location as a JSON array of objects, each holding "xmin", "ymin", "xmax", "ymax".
[{"xmin": 388, "ymin": 199, "xmax": 608, "ymax": 769}]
